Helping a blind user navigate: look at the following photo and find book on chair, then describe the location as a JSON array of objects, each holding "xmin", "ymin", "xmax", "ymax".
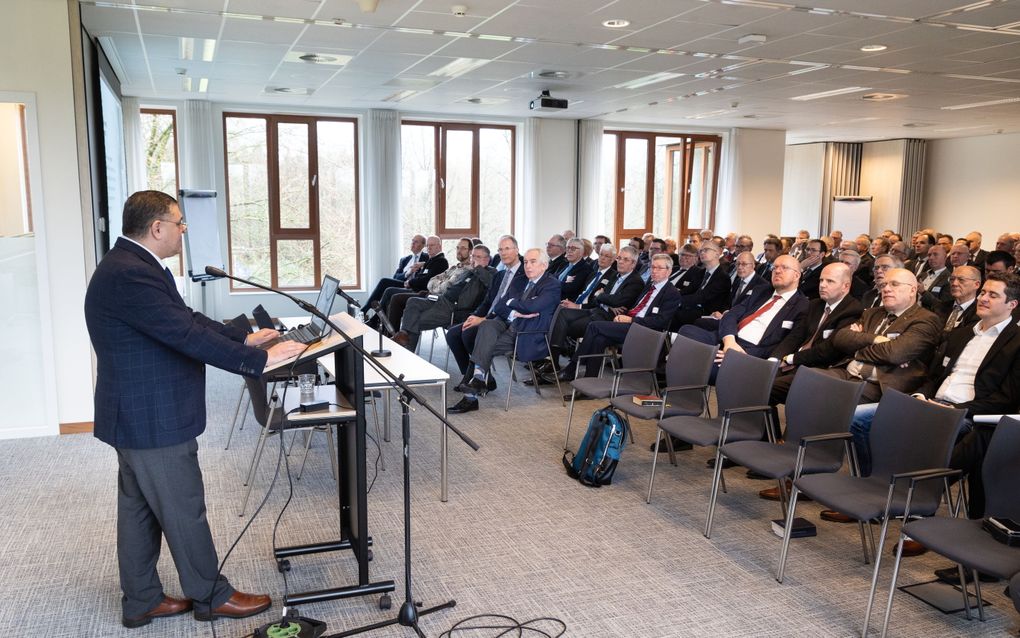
[{"xmin": 632, "ymin": 394, "xmax": 663, "ymax": 407}]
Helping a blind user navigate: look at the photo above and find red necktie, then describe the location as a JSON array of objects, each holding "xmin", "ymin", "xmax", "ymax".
[
  {"xmin": 738, "ymin": 294, "xmax": 781, "ymax": 330},
  {"xmin": 628, "ymin": 286, "xmax": 655, "ymax": 317}
]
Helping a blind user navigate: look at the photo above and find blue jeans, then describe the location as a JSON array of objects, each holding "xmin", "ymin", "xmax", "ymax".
[{"xmin": 849, "ymin": 403, "xmax": 879, "ymax": 476}]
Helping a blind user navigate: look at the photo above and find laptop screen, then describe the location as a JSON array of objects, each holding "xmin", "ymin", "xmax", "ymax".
[{"xmin": 310, "ymin": 275, "xmax": 339, "ymax": 333}]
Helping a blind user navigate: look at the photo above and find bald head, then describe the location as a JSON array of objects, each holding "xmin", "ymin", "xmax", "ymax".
[
  {"xmin": 880, "ymin": 268, "xmax": 919, "ymax": 314},
  {"xmin": 819, "ymin": 262, "xmax": 852, "ymax": 304},
  {"xmin": 771, "ymin": 254, "xmax": 802, "ymax": 293}
]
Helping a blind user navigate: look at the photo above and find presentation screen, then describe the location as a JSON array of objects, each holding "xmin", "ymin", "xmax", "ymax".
[{"xmin": 831, "ymin": 197, "xmax": 872, "ymax": 240}]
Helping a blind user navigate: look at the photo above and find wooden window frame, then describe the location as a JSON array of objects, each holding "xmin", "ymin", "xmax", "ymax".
[
  {"xmin": 404, "ymin": 120, "xmax": 516, "ymax": 239},
  {"xmin": 139, "ymin": 107, "xmax": 181, "ymax": 272},
  {"xmin": 222, "ymin": 112, "xmax": 361, "ymax": 292}
]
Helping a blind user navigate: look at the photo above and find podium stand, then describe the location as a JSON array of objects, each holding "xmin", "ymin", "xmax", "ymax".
[{"xmin": 266, "ymin": 333, "xmax": 396, "ymax": 606}]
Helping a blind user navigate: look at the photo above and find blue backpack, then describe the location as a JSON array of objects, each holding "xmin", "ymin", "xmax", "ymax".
[{"xmin": 562, "ymin": 407, "xmax": 629, "ymax": 487}]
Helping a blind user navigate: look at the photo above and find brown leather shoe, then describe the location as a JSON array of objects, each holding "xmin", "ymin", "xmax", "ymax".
[
  {"xmin": 758, "ymin": 481, "xmax": 812, "ymax": 502},
  {"xmin": 894, "ymin": 539, "xmax": 928, "ymax": 557},
  {"xmin": 391, "ymin": 330, "xmax": 411, "ymax": 348},
  {"xmin": 820, "ymin": 509, "xmax": 856, "ymax": 523},
  {"xmin": 122, "ymin": 595, "xmax": 192, "ymax": 628},
  {"xmin": 194, "ymin": 591, "xmax": 271, "ymax": 621}
]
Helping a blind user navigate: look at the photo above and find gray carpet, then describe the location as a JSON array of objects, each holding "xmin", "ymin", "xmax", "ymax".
[{"xmin": 0, "ymin": 347, "xmax": 1015, "ymax": 637}]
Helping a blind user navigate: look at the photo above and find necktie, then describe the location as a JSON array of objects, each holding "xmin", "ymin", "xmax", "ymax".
[
  {"xmin": 800, "ymin": 306, "xmax": 831, "ymax": 351},
  {"xmin": 609, "ymin": 272, "xmax": 627, "ymax": 295},
  {"xmin": 576, "ymin": 271, "xmax": 603, "ymax": 304},
  {"xmin": 870, "ymin": 292, "xmax": 881, "ymax": 307},
  {"xmin": 700, "ymin": 270, "xmax": 712, "ymax": 290},
  {"xmin": 670, "ymin": 268, "xmax": 686, "ymax": 285},
  {"xmin": 875, "ymin": 312, "xmax": 896, "ymax": 336},
  {"xmin": 497, "ymin": 269, "xmax": 514, "ymax": 300},
  {"xmin": 558, "ymin": 263, "xmax": 573, "ymax": 282},
  {"xmin": 733, "ymin": 280, "xmax": 746, "ymax": 303},
  {"xmin": 628, "ymin": 285, "xmax": 656, "ymax": 318},
  {"xmin": 738, "ymin": 294, "xmax": 781, "ymax": 331},
  {"xmin": 945, "ymin": 304, "xmax": 962, "ymax": 332},
  {"xmin": 522, "ymin": 281, "xmax": 535, "ymax": 298}
]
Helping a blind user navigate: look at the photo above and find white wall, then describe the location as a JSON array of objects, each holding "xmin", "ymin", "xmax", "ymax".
[
  {"xmin": 780, "ymin": 142, "xmax": 824, "ymax": 237},
  {"xmin": 1, "ymin": 1, "xmax": 93, "ymax": 430},
  {"xmin": 719, "ymin": 128, "xmax": 786, "ymax": 244},
  {"xmin": 860, "ymin": 139, "xmax": 906, "ymax": 237},
  {"xmin": 922, "ymin": 132, "xmax": 1020, "ymax": 250}
]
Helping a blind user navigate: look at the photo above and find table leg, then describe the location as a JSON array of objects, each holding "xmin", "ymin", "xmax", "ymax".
[
  {"xmin": 441, "ymin": 382, "xmax": 448, "ymax": 503},
  {"xmin": 383, "ymin": 388, "xmax": 391, "ymax": 442}
]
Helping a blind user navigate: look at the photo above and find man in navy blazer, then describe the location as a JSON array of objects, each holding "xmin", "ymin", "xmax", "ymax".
[
  {"xmin": 84, "ymin": 192, "xmax": 306, "ymax": 628},
  {"xmin": 445, "ymin": 235, "xmax": 525, "ymax": 388},
  {"xmin": 564, "ymin": 254, "xmax": 683, "ymax": 379},
  {"xmin": 363, "ymin": 234, "xmax": 428, "ymax": 307}
]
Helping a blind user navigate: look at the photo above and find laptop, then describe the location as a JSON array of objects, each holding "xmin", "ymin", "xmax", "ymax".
[{"xmin": 260, "ymin": 275, "xmax": 340, "ymax": 348}]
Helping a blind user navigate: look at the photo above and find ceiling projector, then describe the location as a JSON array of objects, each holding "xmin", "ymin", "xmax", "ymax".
[{"xmin": 529, "ymin": 90, "xmax": 568, "ymax": 111}]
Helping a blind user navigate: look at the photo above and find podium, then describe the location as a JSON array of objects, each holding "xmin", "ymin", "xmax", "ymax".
[{"xmin": 265, "ymin": 332, "xmax": 396, "ymax": 606}]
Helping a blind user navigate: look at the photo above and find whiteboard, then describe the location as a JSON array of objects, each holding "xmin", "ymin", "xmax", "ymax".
[
  {"xmin": 831, "ymin": 197, "xmax": 872, "ymax": 239},
  {"xmin": 179, "ymin": 189, "xmax": 222, "ymax": 282}
]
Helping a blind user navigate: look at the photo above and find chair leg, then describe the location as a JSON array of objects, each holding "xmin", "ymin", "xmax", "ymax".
[
  {"xmin": 874, "ymin": 533, "xmax": 908, "ymax": 638},
  {"xmin": 861, "ymin": 516, "xmax": 893, "ymax": 632},
  {"xmin": 505, "ymin": 346, "xmax": 517, "ymax": 412},
  {"xmin": 225, "ymin": 384, "xmax": 249, "ymax": 450},
  {"xmin": 704, "ymin": 448, "xmax": 727, "ymax": 538},
  {"xmin": 527, "ymin": 361, "xmax": 542, "ymax": 397},
  {"xmin": 296, "ymin": 428, "xmax": 315, "ymax": 479},
  {"xmin": 776, "ymin": 486, "xmax": 801, "ymax": 583},
  {"xmin": 428, "ymin": 328, "xmax": 437, "ymax": 362},
  {"xmin": 563, "ymin": 390, "xmax": 577, "ymax": 449},
  {"xmin": 777, "ymin": 477, "xmax": 790, "ymax": 522},
  {"xmin": 545, "ymin": 336, "xmax": 564, "ymax": 408},
  {"xmin": 958, "ymin": 564, "xmax": 974, "ymax": 620},
  {"xmin": 647, "ymin": 429, "xmax": 662, "ymax": 504}
]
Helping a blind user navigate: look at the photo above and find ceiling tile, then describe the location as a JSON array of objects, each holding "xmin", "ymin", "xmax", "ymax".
[
  {"xmin": 226, "ymin": 0, "xmax": 324, "ymax": 20},
  {"xmin": 395, "ymin": 10, "xmax": 487, "ymax": 33},
  {"xmin": 297, "ymin": 24, "xmax": 382, "ymax": 50},
  {"xmin": 137, "ymin": 11, "xmax": 222, "ymax": 39}
]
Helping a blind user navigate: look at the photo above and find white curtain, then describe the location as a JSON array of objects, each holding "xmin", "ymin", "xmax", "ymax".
[
  {"xmin": 122, "ymin": 97, "xmax": 146, "ymax": 194},
  {"xmin": 518, "ymin": 117, "xmax": 540, "ymax": 248},
  {"xmin": 363, "ymin": 109, "xmax": 402, "ymax": 290},
  {"xmin": 179, "ymin": 99, "xmax": 214, "ymax": 190},
  {"xmin": 576, "ymin": 119, "xmax": 603, "ymax": 240}
]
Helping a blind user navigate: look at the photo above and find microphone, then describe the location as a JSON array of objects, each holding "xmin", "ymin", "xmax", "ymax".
[
  {"xmin": 204, "ymin": 265, "xmax": 317, "ymax": 315},
  {"xmin": 336, "ymin": 287, "xmax": 361, "ymax": 309}
]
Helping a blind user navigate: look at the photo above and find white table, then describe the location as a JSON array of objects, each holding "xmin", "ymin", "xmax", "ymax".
[{"xmin": 279, "ymin": 313, "xmax": 453, "ymax": 501}]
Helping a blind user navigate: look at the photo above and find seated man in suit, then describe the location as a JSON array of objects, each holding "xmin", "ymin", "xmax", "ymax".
[
  {"xmin": 755, "ymin": 237, "xmax": 782, "ymax": 280},
  {"xmin": 365, "ymin": 234, "xmax": 427, "ymax": 307},
  {"xmin": 670, "ymin": 241, "xmax": 731, "ymax": 328},
  {"xmin": 948, "ymin": 242, "xmax": 972, "ymax": 269},
  {"xmin": 798, "ymin": 239, "xmax": 829, "ymax": 299},
  {"xmin": 448, "ymin": 248, "xmax": 560, "ymax": 413},
  {"xmin": 445, "ymin": 235, "xmax": 524, "ymax": 392},
  {"xmin": 385, "ymin": 237, "xmax": 471, "ymax": 331},
  {"xmin": 984, "ymin": 249, "xmax": 1017, "ymax": 276},
  {"xmin": 837, "ymin": 249, "xmax": 871, "ymax": 300},
  {"xmin": 83, "ymin": 191, "xmax": 308, "ymax": 628},
  {"xmin": 540, "ymin": 244, "xmax": 643, "ymax": 374},
  {"xmin": 668, "ymin": 243, "xmax": 704, "ymax": 289},
  {"xmin": 861, "ymin": 254, "xmax": 903, "ymax": 309},
  {"xmin": 692, "ymin": 251, "xmax": 769, "ymax": 332},
  {"xmin": 933, "ymin": 265, "xmax": 982, "ymax": 334},
  {"xmin": 391, "ymin": 244, "xmax": 494, "ymax": 352},
  {"xmin": 561, "ymin": 254, "xmax": 683, "ymax": 380},
  {"xmin": 918, "ymin": 244, "xmax": 952, "ymax": 311},
  {"xmin": 677, "ymin": 254, "xmax": 809, "ymax": 376},
  {"xmin": 545, "ymin": 234, "xmax": 568, "ymax": 277},
  {"xmin": 556, "ymin": 238, "xmax": 594, "ymax": 300},
  {"xmin": 373, "ymin": 235, "xmax": 448, "ymax": 325}
]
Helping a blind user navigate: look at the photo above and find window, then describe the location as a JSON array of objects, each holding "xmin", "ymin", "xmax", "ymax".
[
  {"xmin": 602, "ymin": 130, "xmax": 721, "ymax": 245},
  {"xmin": 223, "ymin": 113, "xmax": 360, "ymax": 291},
  {"xmin": 401, "ymin": 121, "xmax": 514, "ymax": 252},
  {"xmin": 139, "ymin": 108, "xmax": 182, "ymax": 274}
]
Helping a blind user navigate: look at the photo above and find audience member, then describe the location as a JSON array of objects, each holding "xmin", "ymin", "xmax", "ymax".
[
  {"xmin": 918, "ymin": 244, "xmax": 952, "ymax": 311},
  {"xmin": 670, "ymin": 241, "xmax": 731, "ymax": 328},
  {"xmin": 798, "ymin": 239, "xmax": 829, "ymax": 299},
  {"xmin": 556, "ymin": 238, "xmax": 594, "ymax": 300},
  {"xmin": 545, "ymin": 234, "xmax": 568, "ymax": 276},
  {"xmin": 364, "ymin": 234, "xmax": 427, "ymax": 307}
]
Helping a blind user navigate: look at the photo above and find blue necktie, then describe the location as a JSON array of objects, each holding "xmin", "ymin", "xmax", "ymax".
[
  {"xmin": 576, "ymin": 271, "xmax": 603, "ymax": 304},
  {"xmin": 558, "ymin": 263, "xmax": 573, "ymax": 282},
  {"xmin": 522, "ymin": 281, "xmax": 535, "ymax": 298}
]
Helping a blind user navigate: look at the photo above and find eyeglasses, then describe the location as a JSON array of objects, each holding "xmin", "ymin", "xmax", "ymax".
[
  {"xmin": 948, "ymin": 276, "xmax": 980, "ymax": 283},
  {"xmin": 650, "ymin": 265, "xmax": 671, "ymax": 271},
  {"xmin": 159, "ymin": 217, "xmax": 187, "ymax": 230},
  {"xmin": 772, "ymin": 265, "xmax": 797, "ymax": 273},
  {"xmin": 877, "ymin": 280, "xmax": 911, "ymax": 289}
]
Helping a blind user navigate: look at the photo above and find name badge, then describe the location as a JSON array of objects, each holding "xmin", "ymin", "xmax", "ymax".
[
  {"xmin": 932, "ymin": 286, "xmax": 941, "ymax": 293},
  {"xmin": 682, "ymin": 281, "xmax": 691, "ymax": 287},
  {"xmin": 887, "ymin": 332, "xmax": 901, "ymax": 339},
  {"xmin": 652, "ymin": 307, "xmax": 659, "ymax": 314},
  {"xmin": 600, "ymin": 279, "xmax": 609, "ymax": 285},
  {"xmin": 822, "ymin": 329, "xmax": 833, "ymax": 338},
  {"xmin": 423, "ymin": 269, "xmax": 429, "ymax": 274},
  {"xmin": 744, "ymin": 290, "xmax": 753, "ymax": 296},
  {"xmin": 943, "ymin": 356, "xmax": 951, "ymax": 367},
  {"xmin": 465, "ymin": 277, "xmax": 472, "ymax": 282},
  {"xmin": 781, "ymin": 320, "xmax": 793, "ymax": 329}
]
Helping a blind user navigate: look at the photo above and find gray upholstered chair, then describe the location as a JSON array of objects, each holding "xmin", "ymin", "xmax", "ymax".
[
  {"xmin": 706, "ymin": 366, "xmax": 864, "ymax": 538},
  {"xmin": 647, "ymin": 350, "xmax": 779, "ymax": 504},
  {"xmin": 562, "ymin": 323, "xmax": 667, "ymax": 449},
  {"xmin": 877, "ymin": 416, "xmax": 1020, "ymax": 637},
  {"xmin": 608, "ymin": 336, "xmax": 717, "ymax": 442},
  {"xmin": 503, "ymin": 329, "xmax": 563, "ymax": 412}
]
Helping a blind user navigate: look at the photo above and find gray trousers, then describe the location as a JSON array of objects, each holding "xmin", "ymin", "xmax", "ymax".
[
  {"xmin": 469, "ymin": 317, "xmax": 517, "ymax": 372},
  {"xmin": 116, "ymin": 439, "xmax": 234, "ymax": 617}
]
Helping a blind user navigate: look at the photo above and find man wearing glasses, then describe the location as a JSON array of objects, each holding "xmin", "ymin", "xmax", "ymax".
[
  {"xmin": 797, "ymin": 238, "xmax": 830, "ymax": 299},
  {"xmin": 669, "ymin": 241, "xmax": 731, "ymax": 329},
  {"xmin": 84, "ymin": 191, "xmax": 306, "ymax": 628},
  {"xmin": 545, "ymin": 234, "xmax": 569, "ymax": 277},
  {"xmin": 935, "ymin": 265, "xmax": 982, "ymax": 334},
  {"xmin": 861, "ymin": 254, "xmax": 903, "ymax": 308},
  {"xmin": 556, "ymin": 238, "xmax": 594, "ymax": 300}
]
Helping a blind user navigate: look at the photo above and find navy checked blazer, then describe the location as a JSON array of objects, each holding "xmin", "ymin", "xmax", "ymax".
[{"xmin": 85, "ymin": 238, "xmax": 267, "ymax": 449}]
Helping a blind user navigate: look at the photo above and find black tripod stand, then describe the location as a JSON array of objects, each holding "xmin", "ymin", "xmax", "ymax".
[{"xmin": 330, "ymin": 384, "xmax": 456, "ymax": 637}]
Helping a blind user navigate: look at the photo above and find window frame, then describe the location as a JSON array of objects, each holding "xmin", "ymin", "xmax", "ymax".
[
  {"xmin": 222, "ymin": 111, "xmax": 361, "ymax": 292},
  {"xmin": 139, "ymin": 107, "xmax": 182, "ymax": 273}
]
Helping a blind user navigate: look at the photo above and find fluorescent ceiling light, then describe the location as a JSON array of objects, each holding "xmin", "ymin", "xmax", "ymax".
[
  {"xmin": 428, "ymin": 58, "xmax": 490, "ymax": 78},
  {"xmin": 934, "ymin": 125, "xmax": 990, "ymax": 133},
  {"xmin": 180, "ymin": 37, "xmax": 194, "ymax": 60},
  {"xmin": 942, "ymin": 97, "xmax": 1020, "ymax": 110},
  {"xmin": 790, "ymin": 86, "xmax": 870, "ymax": 101},
  {"xmin": 198, "ymin": 78, "xmax": 209, "ymax": 93},
  {"xmin": 180, "ymin": 37, "xmax": 216, "ymax": 61},
  {"xmin": 182, "ymin": 77, "xmax": 192, "ymax": 91},
  {"xmin": 222, "ymin": 12, "xmax": 261, "ymax": 20},
  {"xmin": 684, "ymin": 109, "xmax": 731, "ymax": 119},
  {"xmin": 860, "ymin": 44, "xmax": 887, "ymax": 52},
  {"xmin": 383, "ymin": 89, "xmax": 418, "ymax": 102},
  {"xmin": 614, "ymin": 72, "xmax": 683, "ymax": 89},
  {"xmin": 201, "ymin": 39, "xmax": 216, "ymax": 62}
]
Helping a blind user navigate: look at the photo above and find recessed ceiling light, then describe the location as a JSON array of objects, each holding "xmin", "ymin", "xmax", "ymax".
[
  {"xmin": 737, "ymin": 34, "xmax": 767, "ymax": 45},
  {"xmin": 614, "ymin": 72, "xmax": 684, "ymax": 90},
  {"xmin": 383, "ymin": 89, "xmax": 418, "ymax": 102},
  {"xmin": 862, "ymin": 92, "xmax": 906, "ymax": 101},
  {"xmin": 462, "ymin": 97, "xmax": 509, "ymax": 105},
  {"xmin": 268, "ymin": 87, "xmax": 313, "ymax": 95},
  {"xmin": 941, "ymin": 97, "xmax": 1020, "ymax": 110},
  {"xmin": 860, "ymin": 44, "xmax": 887, "ymax": 52},
  {"xmin": 790, "ymin": 86, "xmax": 871, "ymax": 101},
  {"xmin": 602, "ymin": 19, "xmax": 630, "ymax": 28},
  {"xmin": 428, "ymin": 57, "xmax": 491, "ymax": 78},
  {"xmin": 533, "ymin": 70, "xmax": 573, "ymax": 80},
  {"xmin": 902, "ymin": 122, "xmax": 934, "ymax": 128}
]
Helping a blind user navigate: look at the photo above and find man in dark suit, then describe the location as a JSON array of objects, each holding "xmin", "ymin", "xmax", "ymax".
[
  {"xmin": 384, "ymin": 237, "xmax": 470, "ymax": 331},
  {"xmin": 769, "ymin": 262, "xmax": 864, "ymax": 404},
  {"xmin": 392, "ymin": 244, "xmax": 494, "ymax": 351},
  {"xmin": 918, "ymin": 244, "xmax": 952, "ymax": 311},
  {"xmin": 695, "ymin": 251, "xmax": 769, "ymax": 332},
  {"xmin": 755, "ymin": 237, "xmax": 782, "ymax": 280},
  {"xmin": 364, "ymin": 234, "xmax": 427, "ymax": 307},
  {"xmin": 448, "ymin": 248, "xmax": 561, "ymax": 413},
  {"xmin": 542, "ymin": 245, "xmax": 643, "ymax": 368},
  {"xmin": 678, "ymin": 255, "xmax": 809, "ymax": 368},
  {"xmin": 964, "ymin": 231, "xmax": 988, "ymax": 270},
  {"xmin": 83, "ymin": 192, "xmax": 306, "ymax": 628},
  {"xmin": 905, "ymin": 232, "xmax": 936, "ymax": 277},
  {"xmin": 563, "ymin": 254, "xmax": 683, "ymax": 379},
  {"xmin": 555, "ymin": 238, "xmax": 594, "ymax": 300},
  {"xmin": 935, "ymin": 265, "xmax": 981, "ymax": 335},
  {"xmin": 374, "ymin": 235, "xmax": 449, "ymax": 324},
  {"xmin": 668, "ymin": 243, "xmax": 704, "ymax": 291},
  {"xmin": 445, "ymin": 235, "xmax": 524, "ymax": 390},
  {"xmin": 798, "ymin": 239, "xmax": 829, "ymax": 299},
  {"xmin": 545, "ymin": 234, "xmax": 568, "ymax": 277},
  {"xmin": 861, "ymin": 254, "xmax": 903, "ymax": 309},
  {"xmin": 837, "ymin": 249, "xmax": 871, "ymax": 300},
  {"xmin": 670, "ymin": 241, "xmax": 731, "ymax": 328}
]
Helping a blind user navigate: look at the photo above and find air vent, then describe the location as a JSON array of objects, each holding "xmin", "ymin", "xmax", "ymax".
[{"xmin": 862, "ymin": 93, "xmax": 906, "ymax": 102}]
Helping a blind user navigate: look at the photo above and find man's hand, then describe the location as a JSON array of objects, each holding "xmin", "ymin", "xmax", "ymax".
[
  {"xmin": 565, "ymin": 275, "xmax": 575, "ymax": 283},
  {"xmin": 800, "ymin": 253, "xmax": 822, "ymax": 270},
  {"xmin": 717, "ymin": 335, "xmax": 745, "ymax": 362},
  {"xmin": 872, "ymin": 335, "xmax": 890, "ymax": 344},
  {"xmin": 463, "ymin": 315, "xmax": 485, "ymax": 329},
  {"xmin": 560, "ymin": 300, "xmax": 580, "ymax": 309},
  {"xmin": 610, "ymin": 306, "xmax": 627, "ymax": 316},
  {"xmin": 264, "ymin": 341, "xmax": 308, "ymax": 369},
  {"xmin": 849, "ymin": 322, "xmax": 863, "ymax": 332},
  {"xmin": 245, "ymin": 328, "xmax": 281, "ymax": 347},
  {"xmin": 613, "ymin": 315, "xmax": 633, "ymax": 324},
  {"xmin": 408, "ymin": 261, "xmax": 424, "ymax": 273},
  {"xmin": 710, "ymin": 310, "xmax": 724, "ymax": 319}
]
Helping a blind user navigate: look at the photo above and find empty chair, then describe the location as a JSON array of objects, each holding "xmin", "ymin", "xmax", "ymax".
[
  {"xmin": 647, "ymin": 350, "xmax": 779, "ymax": 504},
  {"xmin": 706, "ymin": 366, "xmax": 864, "ymax": 537},
  {"xmin": 609, "ymin": 335, "xmax": 717, "ymax": 443},
  {"xmin": 562, "ymin": 323, "xmax": 667, "ymax": 449},
  {"xmin": 503, "ymin": 329, "xmax": 563, "ymax": 411},
  {"xmin": 878, "ymin": 416, "xmax": 1020, "ymax": 637}
]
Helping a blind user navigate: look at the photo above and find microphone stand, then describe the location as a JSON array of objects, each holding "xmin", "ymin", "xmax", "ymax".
[{"xmin": 205, "ymin": 267, "xmax": 476, "ymax": 637}]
